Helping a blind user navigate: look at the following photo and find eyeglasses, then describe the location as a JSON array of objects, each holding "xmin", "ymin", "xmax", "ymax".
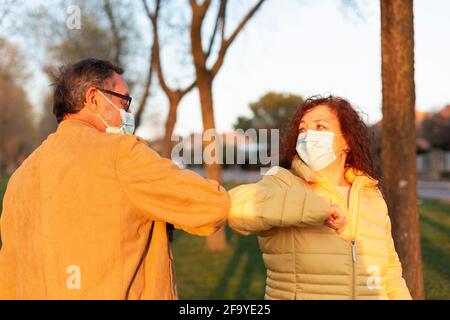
[{"xmin": 98, "ymin": 88, "xmax": 132, "ymax": 112}]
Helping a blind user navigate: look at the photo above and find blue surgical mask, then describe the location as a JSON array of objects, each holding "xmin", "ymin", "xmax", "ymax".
[
  {"xmin": 296, "ymin": 129, "xmax": 345, "ymax": 171},
  {"xmin": 96, "ymin": 90, "xmax": 135, "ymax": 135}
]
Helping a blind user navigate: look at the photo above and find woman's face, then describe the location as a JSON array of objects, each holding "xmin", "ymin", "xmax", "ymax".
[{"xmin": 298, "ymin": 104, "xmax": 349, "ymax": 156}]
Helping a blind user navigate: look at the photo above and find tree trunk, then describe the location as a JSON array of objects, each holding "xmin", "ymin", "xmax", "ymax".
[
  {"xmin": 380, "ymin": 0, "xmax": 424, "ymax": 299},
  {"xmin": 197, "ymin": 72, "xmax": 227, "ymax": 252},
  {"xmin": 162, "ymin": 95, "xmax": 181, "ymax": 159},
  {"xmin": 189, "ymin": 0, "xmax": 266, "ymax": 252}
]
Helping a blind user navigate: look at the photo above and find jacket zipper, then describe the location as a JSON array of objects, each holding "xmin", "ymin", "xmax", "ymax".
[
  {"xmin": 351, "ymin": 239, "xmax": 357, "ymax": 300},
  {"xmin": 324, "ymin": 178, "xmax": 363, "ymax": 300},
  {"xmin": 351, "ymin": 240, "xmax": 357, "ymax": 262},
  {"xmin": 348, "ymin": 181, "xmax": 361, "ymax": 300},
  {"xmin": 350, "ymin": 182, "xmax": 361, "ymax": 300}
]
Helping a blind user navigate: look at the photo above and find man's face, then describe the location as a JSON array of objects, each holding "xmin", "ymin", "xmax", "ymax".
[{"xmin": 91, "ymin": 72, "xmax": 130, "ymax": 129}]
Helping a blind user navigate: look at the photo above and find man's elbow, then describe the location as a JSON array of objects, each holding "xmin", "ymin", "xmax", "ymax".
[
  {"xmin": 226, "ymin": 213, "xmax": 255, "ymax": 237},
  {"xmin": 228, "ymin": 224, "xmax": 252, "ymax": 237},
  {"xmin": 175, "ymin": 198, "xmax": 229, "ymax": 237},
  {"xmin": 203, "ymin": 201, "xmax": 230, "ymax": 236},
  {"xmin": 208, "ymin": 187, "xmax": 231, "ymax": 226},
  {"xmin": 176, "ymin": 218, "xmax": 226, "ymax": 237}
]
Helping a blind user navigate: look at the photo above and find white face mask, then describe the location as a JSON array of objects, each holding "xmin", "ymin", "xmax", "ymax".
[
  {"xmin": 96, "ymin": 90, "xmax": 135, "ymax": 135},
  {"xmin": 296, "ymin": 129, "xmax": 344, "ymax": 171}
]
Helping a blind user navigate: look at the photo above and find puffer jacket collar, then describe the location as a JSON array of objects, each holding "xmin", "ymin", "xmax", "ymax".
[{"xmin": 289, "ymin": 155, "xmax": 378, "ymax": 187}]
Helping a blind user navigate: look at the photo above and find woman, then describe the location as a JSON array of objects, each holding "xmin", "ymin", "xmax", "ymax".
[{"xmin": 227, "ymin": 96, "xmax": 411, "ymax": 300}]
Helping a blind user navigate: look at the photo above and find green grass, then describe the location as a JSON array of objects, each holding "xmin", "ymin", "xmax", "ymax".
[
  {"xmin": 0, "ymin": 176, "xmax": 8, "ymax": 214},
  {"xmin": 0, "ymin": 176, "xmax": 8, "ymax": 247},
  {"xmin": 172, "ymin": 193, "xmax": 450, "ymax": 300},
  {"xmin": 418, "ymin": 199, "xmax": 450, "ymax": 300},
  {"xmin": 0, "ymin": 177, "xmax": 448, "ymax": 299},
  {"xmin": 171, "ymin": 227, "xmax": 266, "ymax": 299},
  {"xmin": 170, "ymin": 180, "xmax": 266, "ymax": 299}
]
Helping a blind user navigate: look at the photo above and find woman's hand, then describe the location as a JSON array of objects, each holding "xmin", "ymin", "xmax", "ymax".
[{"xmin": 324, "ymin": 205, "xmax": 347, "ymax": 234}]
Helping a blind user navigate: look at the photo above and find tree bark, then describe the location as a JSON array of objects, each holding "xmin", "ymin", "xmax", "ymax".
[
  {"xmin": 103, "ymin": 0, "xmax": 123, "ymax": 67},
  {"xmin": 380, "ymin": 0, "xmax": 424, "ymax": 299},
  {"xmin": 190, "ymin": 0, "xmax": 266, "ymax": 251},
  {"xmin": 197, "ymin": 73, "xmax": 226, "ymax": 251},
  {"xmin": 162, "ymin": 95, "xmax": 181, "ymax": 158},
  {"xmin": 142, "ymin": 0, "xmax": 195, "ymax": 155},
  {"xmin": 189, "ymin": 1, "xmax": 226, "ymax": 251}
]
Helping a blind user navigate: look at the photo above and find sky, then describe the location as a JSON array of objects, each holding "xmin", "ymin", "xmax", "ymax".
[
  {"xmin": 7, "ymin": 0, "xmax": 450, "ymax": 140},
  {"xmin": 145, "ymin": 0, "xmax": 450, "ymax": 139}
]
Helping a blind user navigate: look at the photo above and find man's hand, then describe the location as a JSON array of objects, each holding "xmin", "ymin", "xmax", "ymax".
[{"xmin": 324, "ymin": 204, "xmax": 347, "ymax": 234}]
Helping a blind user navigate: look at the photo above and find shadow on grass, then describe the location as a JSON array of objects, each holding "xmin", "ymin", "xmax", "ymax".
[
  {"xmin": 420, "ymin": 216, "xmax": 450, "ymax": 282},
  {"xmin": 420, "ymin": 214, "xmax": 450, "ymax": 241},
  {"xmin": 209, "ymin": 232, "xmax": 265, "ymax": 299}
]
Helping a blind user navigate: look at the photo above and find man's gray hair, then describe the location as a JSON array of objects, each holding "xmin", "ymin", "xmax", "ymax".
[{"xmin": 52, "ymin": 58, "xmax": 123, "ymax": 122}]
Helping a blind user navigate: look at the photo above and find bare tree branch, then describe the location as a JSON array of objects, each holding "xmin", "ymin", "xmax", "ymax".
[
  {"xmin": 143, "ymin": 0, "xmax": 195, "ymax": 97},
  {"xmin": 220, "ymin": 0, "xmax": 227, "ymax": 42},
  {"xmin": 140, "ymin": 0, "xmax": 195, "ymax": 132},
  {"xmin": 180, "ymin": 79, "xmax": 196, "ymax": 96},
  {"xmin": 225, "ymin": 0, "xmax": 265, "ymax": 48},
  {"xmin": 205, "ymin": 0, "xmax": 226, "ymax": 59},
  {"xmin": 134, "ymin": 45, "xmax": 155, "ymax": 129},
  {"xmin": 143, "ymin": 0, "xmax": 169, "ymax": 92},
  {"xmin": 199, "ymin": 0, "xmax": 212, "ymax": 12},
  {"xmin": 103, "ymin": 0, "xmax": 123, "ymax": 66},
  {"xmin": 189, "ymin": 0, "xmax": 267, "ymax": 250},
  {"xmin": 211, "ymin": 0, "xmax": 266, "ymax": 76},
  {"xmin": 134, "ymin": 0, "xmax": 160, "ymax": 129},
  {"xmin": 190, "ymin": 0, "xmax": 211, "ymax": 13}
]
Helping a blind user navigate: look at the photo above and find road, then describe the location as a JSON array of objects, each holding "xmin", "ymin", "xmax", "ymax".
[
  {"xmin": 192, "ymin": 167, "xmax": 450, "ymax": 202},
  {"xmin": 418, "ymin": 181, "xmax": 450, "ymax": 202}
]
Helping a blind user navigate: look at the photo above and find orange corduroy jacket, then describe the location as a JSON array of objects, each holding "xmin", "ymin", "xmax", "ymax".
[{"xmin": 0, "ymin": 119, "xmax": 230, "ymax": 299}]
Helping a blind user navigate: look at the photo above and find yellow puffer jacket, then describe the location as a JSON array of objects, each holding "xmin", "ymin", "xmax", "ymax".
[{"xmin": 227, "ymin": 156, "xmax": 411, "ymax": 300}]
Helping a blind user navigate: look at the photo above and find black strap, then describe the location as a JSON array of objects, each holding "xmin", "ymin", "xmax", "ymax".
[
  {"xmin": 124, "ymin": 220, "xmax": 155, "ymax": 299},
  {"xmin": 167, "ymin": 223, "xmax": 174, "ymax": 242}
]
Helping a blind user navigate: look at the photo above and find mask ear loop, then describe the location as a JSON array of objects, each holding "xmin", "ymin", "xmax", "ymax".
[
  {"xmin": 96, "ymin": 112, "xmax": 110, "ymax": 128},
  {"xmin": 335, "ymin": 149, "xmax": 349, "ymax": 157},
  {"xmin": 96, "ymin": 89, "xmax": 124, "ymax": 129},
  {"xmin": 97, "ymin": 89, "xmax": 122, "ymax": 112}
]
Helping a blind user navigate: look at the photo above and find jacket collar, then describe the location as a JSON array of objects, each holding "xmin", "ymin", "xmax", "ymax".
[
  {"xmin": 57, "ymin": 119, "xmax": 98, "ymax": 131},
  {"xmin": 289, "ymin": 155, "xmax": 378, "ymax": 187}
]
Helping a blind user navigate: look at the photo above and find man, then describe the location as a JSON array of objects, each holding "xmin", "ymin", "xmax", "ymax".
[{"xmin": 0, "ymin": 58, "xmax": 230, "ymax": 299}]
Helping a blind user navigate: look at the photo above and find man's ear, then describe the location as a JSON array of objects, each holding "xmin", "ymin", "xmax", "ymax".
[{"xmin": 85, "ymin": 87, "xmax": 99, "ymax": 112}]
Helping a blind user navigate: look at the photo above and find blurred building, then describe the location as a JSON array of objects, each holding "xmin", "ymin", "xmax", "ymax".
[{"xmin": 371, "ymin": 105, "xmax": 450, "ymax": 181}]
